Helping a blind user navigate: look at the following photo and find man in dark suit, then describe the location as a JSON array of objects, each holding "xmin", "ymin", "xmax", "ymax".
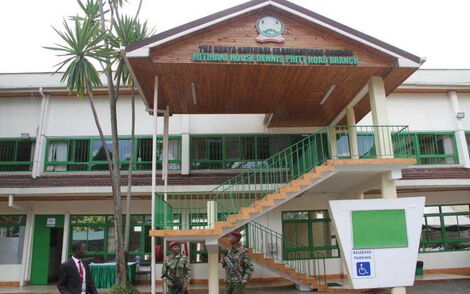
[{"xmin": 57, "ymin": 241, "xmax": 98, "ymax": 294}]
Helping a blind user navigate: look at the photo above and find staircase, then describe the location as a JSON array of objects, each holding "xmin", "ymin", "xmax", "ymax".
[
  {"xmin": 219, "ymin": 222, "xmax": 328, "ymax": 291},
  {"xmin": 151, "ymin": 125, "xmax": 413, "ymax": 238}
]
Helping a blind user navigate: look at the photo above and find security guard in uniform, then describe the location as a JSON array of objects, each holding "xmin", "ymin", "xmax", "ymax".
[
  {"xmin": 162, "ymin": 241, "xmax": 191, "ymax": 294},
  {"xmin": 221, "ymin": 231, "xmax": 254, "ymax": 294}
]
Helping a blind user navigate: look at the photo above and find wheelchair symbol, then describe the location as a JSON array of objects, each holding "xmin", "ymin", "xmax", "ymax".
[{"xmin": 356, "ymin": 262, "xmax": 371, "ymax": 276}]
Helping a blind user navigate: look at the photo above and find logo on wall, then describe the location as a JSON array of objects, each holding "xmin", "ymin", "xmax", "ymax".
[{"xmin": 256, "ymin": 15, "xmax": 285, "ymax": 43}]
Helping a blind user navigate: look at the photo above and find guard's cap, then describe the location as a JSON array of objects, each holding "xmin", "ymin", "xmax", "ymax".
[
  {"xmin": 169, "ymin": 240, "xmax": 179, "ymax": 248},
  {"xmin": 230, "ymin": 231, "xmax": 242, "ymax": 238}
]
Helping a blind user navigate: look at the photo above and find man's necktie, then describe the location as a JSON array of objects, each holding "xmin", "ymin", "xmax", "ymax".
[{"xmin": 78, "ymin": 260, "xmax": 84, "ymax": 282}]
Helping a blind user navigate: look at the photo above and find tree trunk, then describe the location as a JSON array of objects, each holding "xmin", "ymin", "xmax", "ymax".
[
  {"xmin": 124, "ymin": 82, "xmax": 136, "ymax": 252},
  {"xmin": 97, "ymin": 0, "xmax": 128, "ymax": 287}
]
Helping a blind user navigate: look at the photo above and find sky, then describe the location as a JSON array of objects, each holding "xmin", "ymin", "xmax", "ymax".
[{"xmin": 0, "ymin": 0, "xmax": 469, "ymax": 73}]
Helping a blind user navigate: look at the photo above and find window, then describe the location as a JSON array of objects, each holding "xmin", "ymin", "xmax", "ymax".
[
  {"xmin": 420, "ymin": 204, "xmax": 470, "ymax": 253},
  {"xmin": 190, "ymin": 135, "xmax": 300, "ymax": 170},
  {"xmin": 282, "ymin": 210, "xmax": 339, "ymax": 260},
  {"xmin": 0, "ymin": 139, "xmax": 35, "ymax": 172},
  {"xmin": 416, "ymin": 133, "xmax": 457, "ymax": 164},
  {"xmin": 0, "ymin": 215, "xmax": 26, "ymax": 264},
  {"xmin": 45, "ymin": 136, "xmax": 181, "ymax": 172},
  {"xmin": 70, "ymin": 214, "xmax": 181, "ymax": 263}
]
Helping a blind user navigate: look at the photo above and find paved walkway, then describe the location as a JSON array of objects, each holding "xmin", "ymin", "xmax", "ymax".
[{"xmin": 1, "ymin": 279, "xmax": 469, "ymax": 294}]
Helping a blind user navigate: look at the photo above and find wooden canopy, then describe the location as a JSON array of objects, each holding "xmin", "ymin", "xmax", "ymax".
[{"xmin": 126, "ymin": 0, "xmax": 422, "ymax": 127}]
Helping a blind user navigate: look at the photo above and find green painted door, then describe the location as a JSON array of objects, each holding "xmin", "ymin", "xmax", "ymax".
[{"xmin": 30, "ymin": 215, "xmax": 64, "ymax": 285}]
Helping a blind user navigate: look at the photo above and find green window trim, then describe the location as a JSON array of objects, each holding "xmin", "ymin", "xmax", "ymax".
[
  {"xmin": 420, "ymin": 203, "xmax": 470, "ymax": 253},
  {"xmin": 69, "ymin": 214, "xmax": 182, "ymax": 263},
  {"xmin": 0, "ymin": 138, "xmax": 36, "ymax": 172},
  {"xmin": 190, "ymin": 134, "xmax": 303, "ymax": 170},
  {"xmin": 44, "ymin": 136, "xmax": 182, "ymax": 172},
  {"xmin": 411, "ymin": 132, "xmax": 459, "ymax": 165},
  {"xmin": 281, "ymin": 210, "xmax": 340, "ymax": 260}
]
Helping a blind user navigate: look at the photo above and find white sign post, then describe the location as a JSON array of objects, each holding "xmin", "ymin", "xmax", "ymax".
[{"xmin": 329, "ymin": 197, "xmax": 425, "ymax": 289}]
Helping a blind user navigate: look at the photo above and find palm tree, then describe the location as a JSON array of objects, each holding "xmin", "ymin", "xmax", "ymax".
[
  {"xmin": 110, "ymin": 13, "xmax": 154, "ymax": 253},
  {"xmin": 46, "ymin": 0, "xmax": 153, "ymax": 287}
]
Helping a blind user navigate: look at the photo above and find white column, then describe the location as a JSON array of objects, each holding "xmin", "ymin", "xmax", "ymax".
[
  {"xmin": 380, "ymin": 172, "xmax": 397, "ymax": 199},
  {"xmin": 379, "ymin": 170, "xmax": 403, "ymax": 294},
  {"xmin": 368, "ymin": 76, "xmax": 394, "ymax": 158},
  {"xmin": 208, "ymin": 252, "xmax": 219, "ymax": 294},
  {"xmin": 328, "ymin": 128, "xmax": 337, "ymax": 159},
  {"xmin": 20, "ymin": 211, "xmax": 34, "ymax": 287},
  {"xmin": 346, "ymin": 107, "xmax": 359, "ymax": 159},
  {"xmin": 181, "ymin": 115, "xmax": 190, "ymax": 175},
  {"xmin": 391, "ymin": 287, "xmax": 407, "ymax": 294},
  {"xmin": 207, "ymin": 201, "xmax": 217, "ymax": 229},
  {"xmin": 448, "ymin": 91, "xmax": 470, "ymax": 167},
  {"xmin": 151, "ymin": 76, "xmax": 159, "ymax": 294},
  {"xmin": 61, "ymin": 213, "xmax": 70, "ymax": 263},
  {"xmin": 206, "ymin": 238, "xmax": 220, "ymax": 294}
]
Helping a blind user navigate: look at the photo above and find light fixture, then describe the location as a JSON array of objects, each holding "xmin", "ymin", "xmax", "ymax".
[
  {"xmin": 320, "ymin": 84, "xmax": 336, "ymax": 105},
  {"xmin": 191, "ymin": 82, "xmax": 197, "ymax": 105},
  {"xmin": 20, "ymin": 133, "xmax": 30, "ymax": 139},
  {"xmin": 456, "ymin": 112, "xmax": 465, "ymax": 119}
]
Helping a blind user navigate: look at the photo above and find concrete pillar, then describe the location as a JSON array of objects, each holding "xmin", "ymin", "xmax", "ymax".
[
  {"xmin": 346, "ymin": 107, "xmax": 359, "ymax": 159},
  {"xmin": 61, "ymin": 213, "xmax": 70, "ymax": 263},
  {"xmin": 207, "ymin": 201, "xmax": 217, "ymax": 229},
  {"xmin": 328, "ymin": 128, "xmax": 337, "ymax": 159},
  {"xmin": 206, "ymin": 238, "xmax": 220, "ymax": 294},
  {"xmin": 20, "ymin": 211, "xmax": 34, "ymax": 287},
  {"xmin": 181, "ymin": 134, "xmax": 190, "ymax": 175},
  {"xmin": 208, "ymin": 252, "xmax": 219, "ymax": 294},
  {"xmin": 380, "ymin": 171, "xmax": 404, "ymax": 293},
  {"xmin": 447, "ymin": 91, "xmax": 470, "ymax": 167},
  {"xmin": 368, "ymin": 76, "xmax": 394, "ymax": 158},
  {"xmin": 391, "ymin": 286, "xmax": 407, "ymax": 294},
  {"xmin": 181, "ymin": 115, "xmax": 190, "ymax": 175},
  {"xmin": 380, "ymin": 172, "xmax": 398, "ymax": 199}
]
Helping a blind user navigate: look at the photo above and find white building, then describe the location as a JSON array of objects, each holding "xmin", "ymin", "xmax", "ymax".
[{"xmin": 0, "ymin": 0, "xmax": 469, "ymax": 291}]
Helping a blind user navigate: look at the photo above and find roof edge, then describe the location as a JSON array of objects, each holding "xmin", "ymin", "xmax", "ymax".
[{"xmin": 126, "ymin": 0, "xmax": 422, "ymax": 64}]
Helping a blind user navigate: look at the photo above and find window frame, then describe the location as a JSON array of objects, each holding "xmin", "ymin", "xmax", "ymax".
[
  {"xmin": 44, "ymin": 136, "xmax": 182, "ymax": 172},
  {"xmin": 420, "ymin": 203, "xmax": 470, "ymax": 253},
  {"xmin": 0, "ymin": 138, "xmax": 36, "ymax": 172},
  {"xmin": 281, "ymin": 210, "xmax": 340, "ymax": 260},
  {"xmin": 190, "ymin": 134, "xmax": 301, "ymax": 170},
  {"xmin": 412, "ymin": 132, "xmax": 459, "ymax": 165},
  {"xmin": 0, "ymin": 214, "xmax": 27, "ymax": 264}
]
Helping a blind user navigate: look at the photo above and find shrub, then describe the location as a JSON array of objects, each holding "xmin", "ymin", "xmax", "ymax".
[{"xmin": 108, "ymin": 284, "xmax": 141, "ymax": 294}]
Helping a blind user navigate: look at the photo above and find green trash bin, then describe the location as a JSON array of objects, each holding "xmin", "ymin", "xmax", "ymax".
[{"xmin": 415, "ymin": 261, "xmax": 424, "ymax": 276}]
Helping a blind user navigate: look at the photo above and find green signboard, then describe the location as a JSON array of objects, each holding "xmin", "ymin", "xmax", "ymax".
[
  {"xmin": 193, "ymin": 45, "xmax": 360, "ymax": 65},
  {"xmin": 352, "ymin": 209, "xmax": 408, "ymax": 249}
]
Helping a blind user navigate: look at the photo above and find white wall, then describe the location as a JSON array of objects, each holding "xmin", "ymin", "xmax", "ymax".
[
  {"xmin": 458, "ymin": 93, "xmax": 470, "ymax": 130},
  {"xmin": 418, "ymin": 251, "xmax": 470, "ymax": 270},
  {"xmin": 0, "ymin": 97, "xmax": 42, "ymax": 138},
  {"xmin": 0, "ymin": 265, "xmax": 22, "ymax": 282},
  {"xmin": 359, "ymin": 93, "xmax": 456, "ymax": 131}
]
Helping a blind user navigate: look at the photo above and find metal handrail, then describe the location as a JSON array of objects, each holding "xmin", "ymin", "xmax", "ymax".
[
  {"xmin": 244, "ymin": 221, "xmax": 327, "ymax": 286},
  {"xmin": 154, "ymin": 125, "xmax": 413, "ymax": 229}
]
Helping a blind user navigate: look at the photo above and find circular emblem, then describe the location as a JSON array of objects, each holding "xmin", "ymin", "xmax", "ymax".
[{"xmin": 256, "ymin": 15, "xmax": 284, "ymax": 38}]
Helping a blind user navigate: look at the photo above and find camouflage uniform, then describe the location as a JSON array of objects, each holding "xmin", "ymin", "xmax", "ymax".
[
  {"xmin": 223, "ymin": 246, "xmax": 254, "ymax": 294},
  {"xmin": 162, "ymin": 253, "xmax": 191, "ymax": 294}
]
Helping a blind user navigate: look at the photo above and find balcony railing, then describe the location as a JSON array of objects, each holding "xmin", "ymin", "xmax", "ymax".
[{"xmin": 154, "ymin": 125, "xmax": 413, "ymax": 229}]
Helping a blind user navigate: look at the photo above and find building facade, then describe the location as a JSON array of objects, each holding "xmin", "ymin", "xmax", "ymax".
[{"xmin": 0, "ymin": 0, "xmax": 469, "ymax": 291}]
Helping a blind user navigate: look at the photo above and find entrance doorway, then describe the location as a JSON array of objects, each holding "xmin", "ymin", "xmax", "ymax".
[{"xmin": 30, "ymin": 215, "xmax": 65, "ymax": 285}]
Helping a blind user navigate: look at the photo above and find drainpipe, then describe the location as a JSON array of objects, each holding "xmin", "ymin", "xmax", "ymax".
[{"xmin": 32, "ymin": 88, "xmax": 51, "ymax": 178}]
